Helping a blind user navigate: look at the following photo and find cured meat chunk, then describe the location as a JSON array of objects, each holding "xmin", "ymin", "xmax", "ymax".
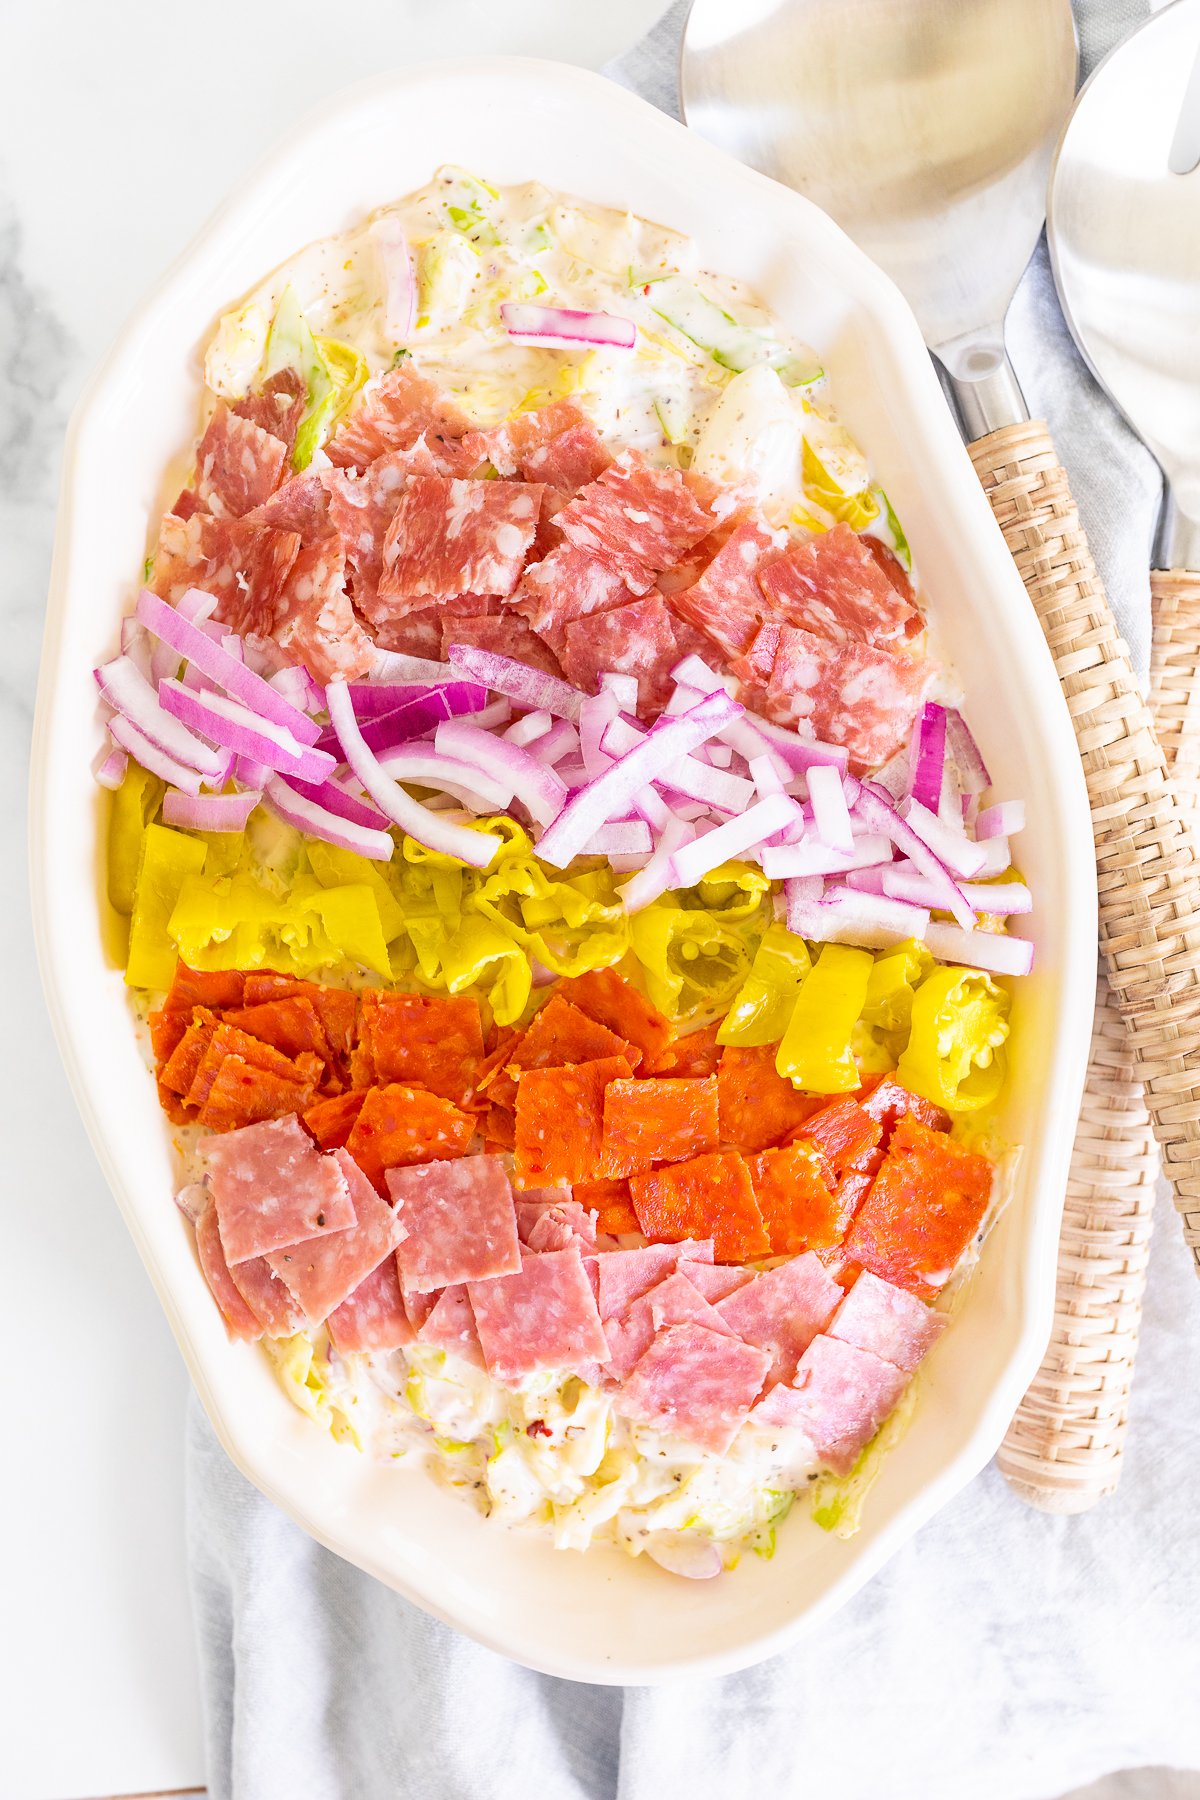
[
  {"xmin": 440, "ymin": 609, "xmax": 564, "ymax": 677},
  {"xmin": 355, "ymin": 991, "xmax": 485, "ymax": 1106},
  {"xmin": 243, "ymin": 975, "xmax": 358, "ymax": 1057},
  {"xmin": 164, "ymin": 964, "xmax": 246, "ymax": 1013},
  {"xmin": 799, "ymin": 1098, "xmax": 882, "ymax": 1183},
  {"xmin": 631, "ymin": 1151, "xmax": 769, "ymax": 1264},
  {"xmin": 666, "ymin": 519, "xmax": 778, "ymax": 659},
  {"xmin": 752, "ymin": 1335, "xmax": 908, "ymax": 1474},
  {"xmin": 684, "ymin": 1263, "xmax": 754, "ymax": 1305},
  {"xmin": 267, "ymin": 1149, "xmax": 403, "ymax": 1323},
  {"xmin": 616, "ymin": 1321, "xmax": 771, "ymax": 1453},
  {"xmin": 746, "ymin": 1141, "xmax": 851, "ymax": 1257},
  {"xmin": 151, "ymin": 512, "xmax": 300, "ymax": 636},
  {"xmin": 555, "ymin": 968, "xmax": 673, "ymax": 1068},
  {"xmin": 303, "ymin": 1090, "xmax": 367, "ymax": 1152},
  {"xmin": 859, "ymin": 1075, "xmax": 951, "ymax": 1143},
  {"xmin": 513, "ymin": 1055, "xmax": 633, "ymax": 1186},
  {"xmin": 574, "ymin": 1176, "xmax": 639, "ymax": 1237},
  {"xmin": 757, "ymin": 623, "xmax": 932, "ymax": 773},
  {"xmin": 273, "ymin": 537, "xmax": 375, "ymax": 683},
  {"xmin": 516, "ymin": 1198, "xmax": 597, "ymax": 1255},
  {"xmin": 159, "ymin": 1009, "xmax": 219, "ymax": 1099},
  {"xmin": 594, "ymin": 1239, "xmax": 714, "ymax": 1321},
  {"xmin": 604, "ymin": 1268, "xmax": 737, "ymax": 1382},
  {"xmin": 326, "ymin": 363, "xmax": 472, "ymax": 471},
  {"xmin": 646, "ymin": 1022, "xmax": 722, "ymax": 1079},
  {"xmin": 827, "ymin": 1269, "xmax": 946, "ymax": 1373},
  {"xmin": 486, "ymin": 993, "xmax": 640, "ymax": 1112},
  {"xmin": 345, "ymin": 1083, "xmax": 474, "ymax": 1196},
  {"xmin": 600, "ymin": 1076, "xmax": 720, "ymax": 1177},
  {"xmin": 462, "ymin": 401, "xmax": 610, "ymax": 490},
  {"xmin": 716, "ymin": 1045, "xmax": 822, "ymax": 1152},
  {"xmin": 149, "ymin": 1007, "xmax": 190, "ymax": 1066},
  {"xmin": 324, "ymin": 448, "xmax": 420, "ymax": 618},
  {"xmin": 204, "ymin": 1115, "xmax": 356, "ymax": 1265},
  {"xmin": 194, "ymin": 1205, "xmax": 262, "ymax": 1340},
  {"xmin": 197, "ymin": 1056, "xmax": 321, "ymax": 1133},
  {"xmin": 223, "ymin": 996, "xmax": 334, "ymax": 1070},
  {"xmin": 244, "ymin": 470, "xmax": 332, "ymax": 544},
  {"xmin": 555, "ymin": 452, "xmax": 713, "ymax": 594},
  {"xmin": 523, "ymin": 421, "xmax": 612, "ymax": 493},
  {"xmin": 715, "ymin": 1253, "xmax": 842, "ymax": 1384},
  {"xmin": 389, "ymin": 1153, "xmax": 520, "ymax": 1293},
  {"xmin": 512, "ymin": 544, "xmax": 635, "ymax": 656},
  {"xmin": 327, "ymin": 1256, "xmax": 415, "ymax": 1353},
  {"xmin": 560, "ymin": 592, "xmax": 682, "ymax": 716},
  {"xmin": 418, "ymin": 1283, "xmax": 484, "ymax": 1366},
  {"xmin": 194, "ymin": 403, "xmax": 287, "ymax": 519},
  {"xmin": 398, "ymin": 1267, "xmax": 440, "ymax": 1332},
  {"xmin": 227, "ymin": 1252, "xmax": 307, "ymax": 1338},
  {"xmin": 843, "ymin": 1114, "xmax": 994, "ymax": 1298},
  {"xmin": 468, "ymin": 1247, "xmax": 609, "ymax": 1385},
  {"xmin": 379, "ymin": 476, "xmax": 542, "ymax": 602},
  {"xmin": 756, "ymin": 523, "xmax": 922, "ymax": 648},
  {"xmin": 233, "ymin": 368, "xmax": 307, "ymax": 457}
]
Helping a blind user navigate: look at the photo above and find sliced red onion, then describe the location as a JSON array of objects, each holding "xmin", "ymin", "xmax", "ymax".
[
  {"xmin": 717, "ymin": 707, "xmax": 848, "ymax": 775},
  {"xmin": 706, "ymin": 742, "xmax": 734, "ymax": 770},
  {"xmin": 95, "ymin": 654, "xmax": 227, "ymax": 776},
  {"xmin": 971, "ymin": 835, "xmax": 1013, "ymax": 878},
  {"xmin": 433, "ymin": 719, "xmax": 569, "ymax": 826},
  {"xmin": 163, "ymin": 787, "xmax": 262, "ymax": 832},
  {"xmin": 373, "ymin": 743, "xmax": 510, "ymax": 813},
  {"xmin": 578, "ymin": 820, "xmax": 653, "ymax": 858},
  {"xmin": 159, "ymin": 680, "xmax": 334, "ymax": 782},
  {"xmin": 370, "ymin": 215, "xmax": 416, "ymax": 340},
  {"xmin": 93, "ymin": 743, "xmax": 129, "ymax": 790},
  {"xmin": 872, "ymin": 748, "xmax": 911, "ymax": 803},
  {"xmin": 601, "ymin": 713, "xmax": 755, "ymax": 812},
  {"xmin": 669, "ymin": 654, "xmax": 734, "ymax": 695},
  {"xmin": 924, "ymin": 920, "xmax": 1034, "ymax": 977},
  {"xmin": 537, "ymin": 689, "xmax": 742, "ymax": 869},
  {"xmin": 504, "ymin": 709, "xmax": 553, "ymax": 748},
  {"xmin": 786, "ymin": 882, "xmax": 931, "ymax": 949},
  {"xmin": 748, "ymin": 753, "xmax": 784, "ymax": 799},
  {"xmin": 317, "ymin": 683, "xmax": 486, "ymax": 757},
  {"xmin": 976, "ymin": 800, "xmax": 1025, "ymax": 840},
  {"xmin": 580, "ymin": 692, "xmax": 619, "ymax": 780},
  {"xmin": 472, "ymin": 697, "xmax": 513, "ymax": 731},
  {"xmin": 371, "ymin": 649, "xmax": 465, "ymax": 684},
  {"xmin": 899, "ymin": 798, "xmax": 988, "ymax": 879},
  {"xmin": 269, "ymin": 663, "xmax": 323, "ymax": 714},
  {"xmin": 761, "ymin": 832, "xmax": 891, "ymax": 880},
  {"xmin": 529, "ymin": 718, "xmax": 579, "ymax": 766},
  {"xmin": 175, "ymin": 587, "xmax": 218, "ymax": 626},
  {"xmin": 279, "ymin": 774, "xmax": 390, "ymax": 832},
  {"xmin": 632, "ymin": 783, "xmax": 671, "ymax": 830},
  {"xmin": 500, "ymin": 301, "xmax": 637, "ymax": 351},
  {"xmin": 600, "ymin": 672, "xmax": 640, "ymax": 712},
  {"xmin": 346, "ymin": 681, "xmax": 440, "ymax": 718},
  {"xmin": 263, "ymin": 775, "xmax": 393, "ymax": 860},
  {"xmin": 808, "ymin": 764, "xmax": 854, "ymax": 854},
  {"xmin": 221, "ymin": 633, "xmax": 246, "ymax": 665},
  {"xmin": 107, "ymin": 714, "xmax": 204, "ymax": 795},
  {"xmin": 945, "ymin": 707, "xmax": 992, "ymax": 793},
  {"xmin": 235, "ymin": 755, "xmax": 274, "ymax": 789},
  {"xmin": 619, "ymin": 813, "xmax": 695, "ymax": 912},
  {"xmin": 670, "ymin": 793, "xmax": 801, "ymax": 888},
  {"xmin": 136, "ymin": 590, "xmax": 322, "ymax": 747},
  {"xmin": 447, "ymin": 642, "xmax": 585, "ymax": 723},
  {"xmin": 174, "ymin": 1182, "xmax": 208, "ymax": 1224},
  {"xmin": 327, "ymin": 682, "xmax": 503, "ymax": 868},
  {"xmin": 909, "ymin": 703, "xmax": 947, "ymax": 811},
  {"xmin": 848, "ymin": 781, "xmax": 976, "ymax": 928},
  {"xmin": 863, "ymin": 865, "xmax": 1033, "ymax": 916}
]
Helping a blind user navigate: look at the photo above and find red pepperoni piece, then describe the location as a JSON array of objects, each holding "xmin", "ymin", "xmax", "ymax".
[
  {"xmin": 194, "ymin": 403, "xmax": 288, "ymax": 519},
  {"xmin": 325, "ymin": 363, "xmax": 472, "ymax": 472},
  {"xmin": 511, "ymin": 544, "xmax": 636, "ymax": 656},
  {"xmin": 666, "ymin": 519, "xmax": 778, "ymax": 659},
  {"xmin": 560, "ymin": 591, "xmax": 683, "ymax": 717},
  {"xmin": 757, "ymin": 523, "xmax": 922, "ymax": 648},
  {"xmin": 555, "ymin": 451, "xmax": 714, "ymax": 594}
]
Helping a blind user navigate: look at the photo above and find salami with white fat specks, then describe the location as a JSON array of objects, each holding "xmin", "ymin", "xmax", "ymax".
[
  {"xmin": 379, "ymin": 476, "xmax": 543, "ymax": 602},
  {"xmin": 615, "ymin": 1321, "xmax": 770, "ymax": 1453},
  {"xmin": 554, "ymin": 452, "xmax": 714, "ymax": 594},
  {"xmin": 468, "ymin": 1247, "xmax": 609, "ymax": 1385},
  {"xmin": 388, "ymin": 1154, "xmax": 521, "ymax": 1294},
  {"xmin": 204, "ymin": 1115, "xmax": 356, "ymax": 1265}
]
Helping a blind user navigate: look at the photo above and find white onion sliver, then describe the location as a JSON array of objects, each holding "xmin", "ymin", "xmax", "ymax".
[
  {"xmin": 578, "ymin": 820, "xmax": 653, "ymax": 858},
  {"xmin": 163, "ymin": 788, "xmax": 262, "ymax": 832},
  {"xmin": 433, "ymin": 719, "xmax": 568, "ymax": 826},
  {"xmin": 471, "ymin": 698, "xmax": 512, "ymax": 732},
  {"xmin": 971, "ymin": 836, "xmax": 1013, "ymax": 878},
  {"xmin": 500, "ymin": 301, "xmax": 637, "ymax": 350},
  {"xmin": 976, "ymin": 800, "xmax": 1025, "ymax": 840},
  {"xmin": 618, "ymin": 814, "xmax": 694, "ymax": 912},
  {"xmin": 159, "ymin": 679, "xmax": 333, "ymax": 782},
  {"xmin": 761, "ymin": 833, "xmax": 892, "ymax": 879},
  {"xmin": 748, "ymin": 753, "xmax": 784, "ymax": 799},
  {"xmin": 877, "ymin": 866, "xmax": 1033, "ymax": 916},
  {"xmin": 504, "ymin": 710, "xmax": 553, "ymax": 748},
  {"xmin": 447, "ymin": 643, "xmax": 585, "ymax": 723},
  {"xmin": 807, "ymin": 764, "xmax": 854, "ymax": 854},
  {"xmin": 787, "ymin": 883, "xmax": 931, "ymax": 950},
  {"xmin": 175, "ymin": 588, "xmax": 218, "ymax": 626},
  {"xmin": 106, "ymin": 713, "xmax": 204, "ymax": 795},
  {"xmin": 93, "ymin": 743, "xmax": 128, "ymax": 790},
  {"xmin": 602, "ymin": 713, "xmax": 754, "ymax": 812},
  {"xmin": 924, "ymin": 920, "xmax": 1034, "ymax": 977},
  {"xmin": 899, "ymin": 797, "xmax": 988, "ymax": 879},
  {"xmin": 95, "ymin": 654, "xmax": 226, "ymax": 776},
  {"xmin": 670, "ymin": 792, "xmax": 801, "ymax": 888}
]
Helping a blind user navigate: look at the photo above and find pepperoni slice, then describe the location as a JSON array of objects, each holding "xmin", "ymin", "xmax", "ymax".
[
  {"xmin": 164, "ymin": 964, "xmax": 246, "ymax": 1014},
  {"xmin": 843, "ymin": 1115, "xmax": 994, "ymax": 1298},
  {"xmin": 344, "ymin": 1082, "xmax": 475, "ymax": 1195},
  {"xmin": 512, "ymin": 1054, "xmax": 633, "ymax": 1186},
  {"xmin": 303, "ymin": 1089, "xmax": 368, "ymax": 1152},
  {"xmin": 600, "ymin": 1076, "xmax": 720, "ymax": 1177},
  {"xmin": 716, "ymin": 1045, "xmax": 823, "ymax": 1153},
  {"xmin": 356, "ymin": 991, "xmax": 485, "ymax": 1107},
  {"xmin": 554, "ymin": 968, "xmax": 673, "ymax": 1068},
  {"xmin": 485, "ymin": 993, "xmax": 641, "ymax": 1112},
  {"xmin": 646, "ymin": 1021, "xmax": 722, "ymax": 1079},
  {"xmin": 745, "ymin": 1141, "xmax": 852, "ymax": 1256},
  {"xmin": 198, "ymin": 1054, "xmax": 322, "ymax": 1133},
  {"xmin": 630, "ymin": 1150, "xmax": 769, "ymax": 1264},
  {"xmin": 574, "ymin": 1176, "xmax": 639, "ymax": 1236}
]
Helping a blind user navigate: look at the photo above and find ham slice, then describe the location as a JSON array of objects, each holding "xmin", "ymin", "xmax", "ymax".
[
  {"xmin": 388, "ymin": 1155, "xmax": 521, "ymax": 1294},
  {"xmin": 468, "ymin": 1247, "xmax": 609, "ymax": 1385},
  {"xmin": 203, "ymin": 1116, "xmax": 356, "ymax": 1265}
]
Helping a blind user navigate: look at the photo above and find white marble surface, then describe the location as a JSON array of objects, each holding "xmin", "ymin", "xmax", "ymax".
[
  {"xmin": 5, "ymin": 4, "xmax": 1200, "ymax": 1799},
  {"xmin": 1, "ymin": 7, "xmax": 666, "ymax": 1798}
]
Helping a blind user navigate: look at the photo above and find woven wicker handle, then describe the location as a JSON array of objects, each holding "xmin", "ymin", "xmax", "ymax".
[
  {"xmin": 969, "ymin": 421, "xmax": 1200, "ymax": 1278},
  {"xmin": 1149, "ymin": 569, "xmax": 1200, "ymax": 818}
]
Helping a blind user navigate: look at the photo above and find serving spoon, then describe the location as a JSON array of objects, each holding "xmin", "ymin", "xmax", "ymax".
[{"xmin": 680, "ymin": 0, "xmax": 1200, "ymax": 1284}]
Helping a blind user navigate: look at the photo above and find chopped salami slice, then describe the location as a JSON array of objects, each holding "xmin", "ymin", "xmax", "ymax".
[
  {"xmin": 159, "ymin": 1009, "xmax": 218, "ymax": 1099},
  {"xmin": 266, "ymin": 1149, "xmax": 402, "ymax": 1323},
  {"xmin": 323, "ymin": 450, "xmax": 415, "ymax": 619},
  {"xmin": 827, "ymin": 1269, "xmax": 946, "ymax": 1373},
  {"xmin": 666, "ymin": 519, "xmax": 778, "ymax": 659},
  {"xmin": 555, "ymin": 452, "xmax": 713, "ymax": 594},
  {"xmin": 194, "ymin": 403, "xmax": 288, "ymax": 519},
  {"xmin": 616, "ymin": 1321, "xmax": 771, "ymax": 1453},
  {"xmin": 513, "ymin": 1054, "xmax": 633, "ymax": 1187},
  {"xmin": 604, "ymin": 1268, "xmax": 737, "ymax": 1382},
  {"xmin": 303, "ymin": 1089, "xmax": 367, "ymax": 1152},
  {"xmin": 716, "ymin": 1045, "xmax": 822, "ymax": 1153},
  {"xmin": 486, "ymin": 993, "xmax": 641, "ymax": 1112},
  {"xmin": 555, "ymin": 968, "xmax": 674, "ymax": 1068},
  {"xmin": 378, "ymin": 475, "xmax": 542, "ymax": 602},
  {"xmin": 756, "ymin": 623, "xmax": 932, "ymax": 773},
  {"xmin": 272, "ymin": 536, "xmax": 375, "ymax": 683},
  {"xmin": 646, "ymin": 1022, "xmax": 722, "ymax": 1079},
  {"xmin": 204, "ymin": 1115, "xmax": 356, "ymax": 1265},
  {"xmin": 228, "ymin": 1252, "xmax": 307, "ymax": 1338},
  {"xmin": 560, "ymin": 592, "xmax": 682, "ymax": 716},
  {"xmin": 511, "ymin": 543, "xmax": 636, "ymax": 656},
  {"xmin": 574, "ymin": 1176, "xmax": 640, "ymax": 1236},
  {"xmin": 151, "ymin": 512, "xmax": 300, "ymax": 636},
  {"xmin": 327, "ymin": 1256, "xmax": 415, "ymax": 1353},
  {"xmin": 244, "ymin": 470, "xmax": 332, "ymax": 544},
  {"xmin": 356, "ymin": 991, "xmax": 485, "ymax": 1105},
  {"xmin": 756, "ymin": 523, "xmax": 922, "ymax": 648},
  {"xmin": 194, "ymin": 1205, "xmax": 262, "ymax": 1340},
  {"xmin": 164, "ymin": 964, "xmax": 246, "ymax": 1013},
  {"xmin": 516, "ymin": 1197, "xmax": 597, "ymax": 1255},
  {"xmin": 753, "ymin": 1334, "xmax": 908, "ymax": 1474},
  {"xmin": 632, "ymin": 1151, "xmax": 769, "ymax": 1264},
  {"xmin": 684, "ymin": 1263, "xmax": 754, "ymax": 1305},
  {"xmin": 418, "ymin": 1283, "xmax": 485, "ymax": 1367},
  {"xmin": 601, "ymin": 1076, "xmax": 720, "ymax": 1177},
  {"xmin": 344, "ymin": 1083, "xmax": 474, "ymax": 1196},
  {"xmin": 594, "ymin": 1239, "xmax": 714, "ymax": 1322},
  {"xmin": 233, "ymin": 367, "xmax": 307, "ymax": 453},
  {"xmin": 441, "ymin": 609, "xmax": 564, "ymax": 676},
  {"xmin": 389, "ymin": 1153, "xmax": 519, "ymax": 1293},
  {"xmin": 468, "ymin": 1247, "xmax": 609, "ymax": 1385},
  {"xmin": 149, "ymin": 1007, "xmax": 190, "ymax": 1066},
  {"xmin": 746, "ymin": 1141, "xmax": 851, "ymax": 1256},
  {"xmin": 364, "ymin": 605, "xmax": 441, "ymax": 659},
  {"xmin": 715, "ymin": 1253, "xmax": 842, "ymax": 1384},
  {"xmin": 326, "ymin": 363, "xmax": 472, "ymax": 472},
  {"xmin": 462, "ymin": 402, "xmax": 609, "ymax": 489},
  {"xmin": 863, "ymin": 535, "xmax": 915, "ymax": 601},
  {"xmin": 524, "ymin": 421, "xmax": 612, "ymax": 493},
  {"xmin": 843, "ymin": 1115, "xmax": 994, "ymax": 1298}
]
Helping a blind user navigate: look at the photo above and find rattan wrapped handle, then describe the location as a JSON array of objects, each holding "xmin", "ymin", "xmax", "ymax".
[
  {"xmin": 969, "ymin": 421, "xmax": 1200, "ymax": 1278},
  {"xmin": 997, "ymin": 569, "xmax": 1200, "ymax": 1509}
]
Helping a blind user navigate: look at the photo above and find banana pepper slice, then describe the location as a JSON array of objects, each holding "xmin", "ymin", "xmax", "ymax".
[
  {"xmin": 718, "ymin": 922, "xmax": 812, "ymax": 1047},
  {"xmin": 896, "ymin": 965, "xmax": 1010, "ymax": 1113},
  {"xmin": 777, "ymin": 943, "xmax": 873, "ymax": 1092}
]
